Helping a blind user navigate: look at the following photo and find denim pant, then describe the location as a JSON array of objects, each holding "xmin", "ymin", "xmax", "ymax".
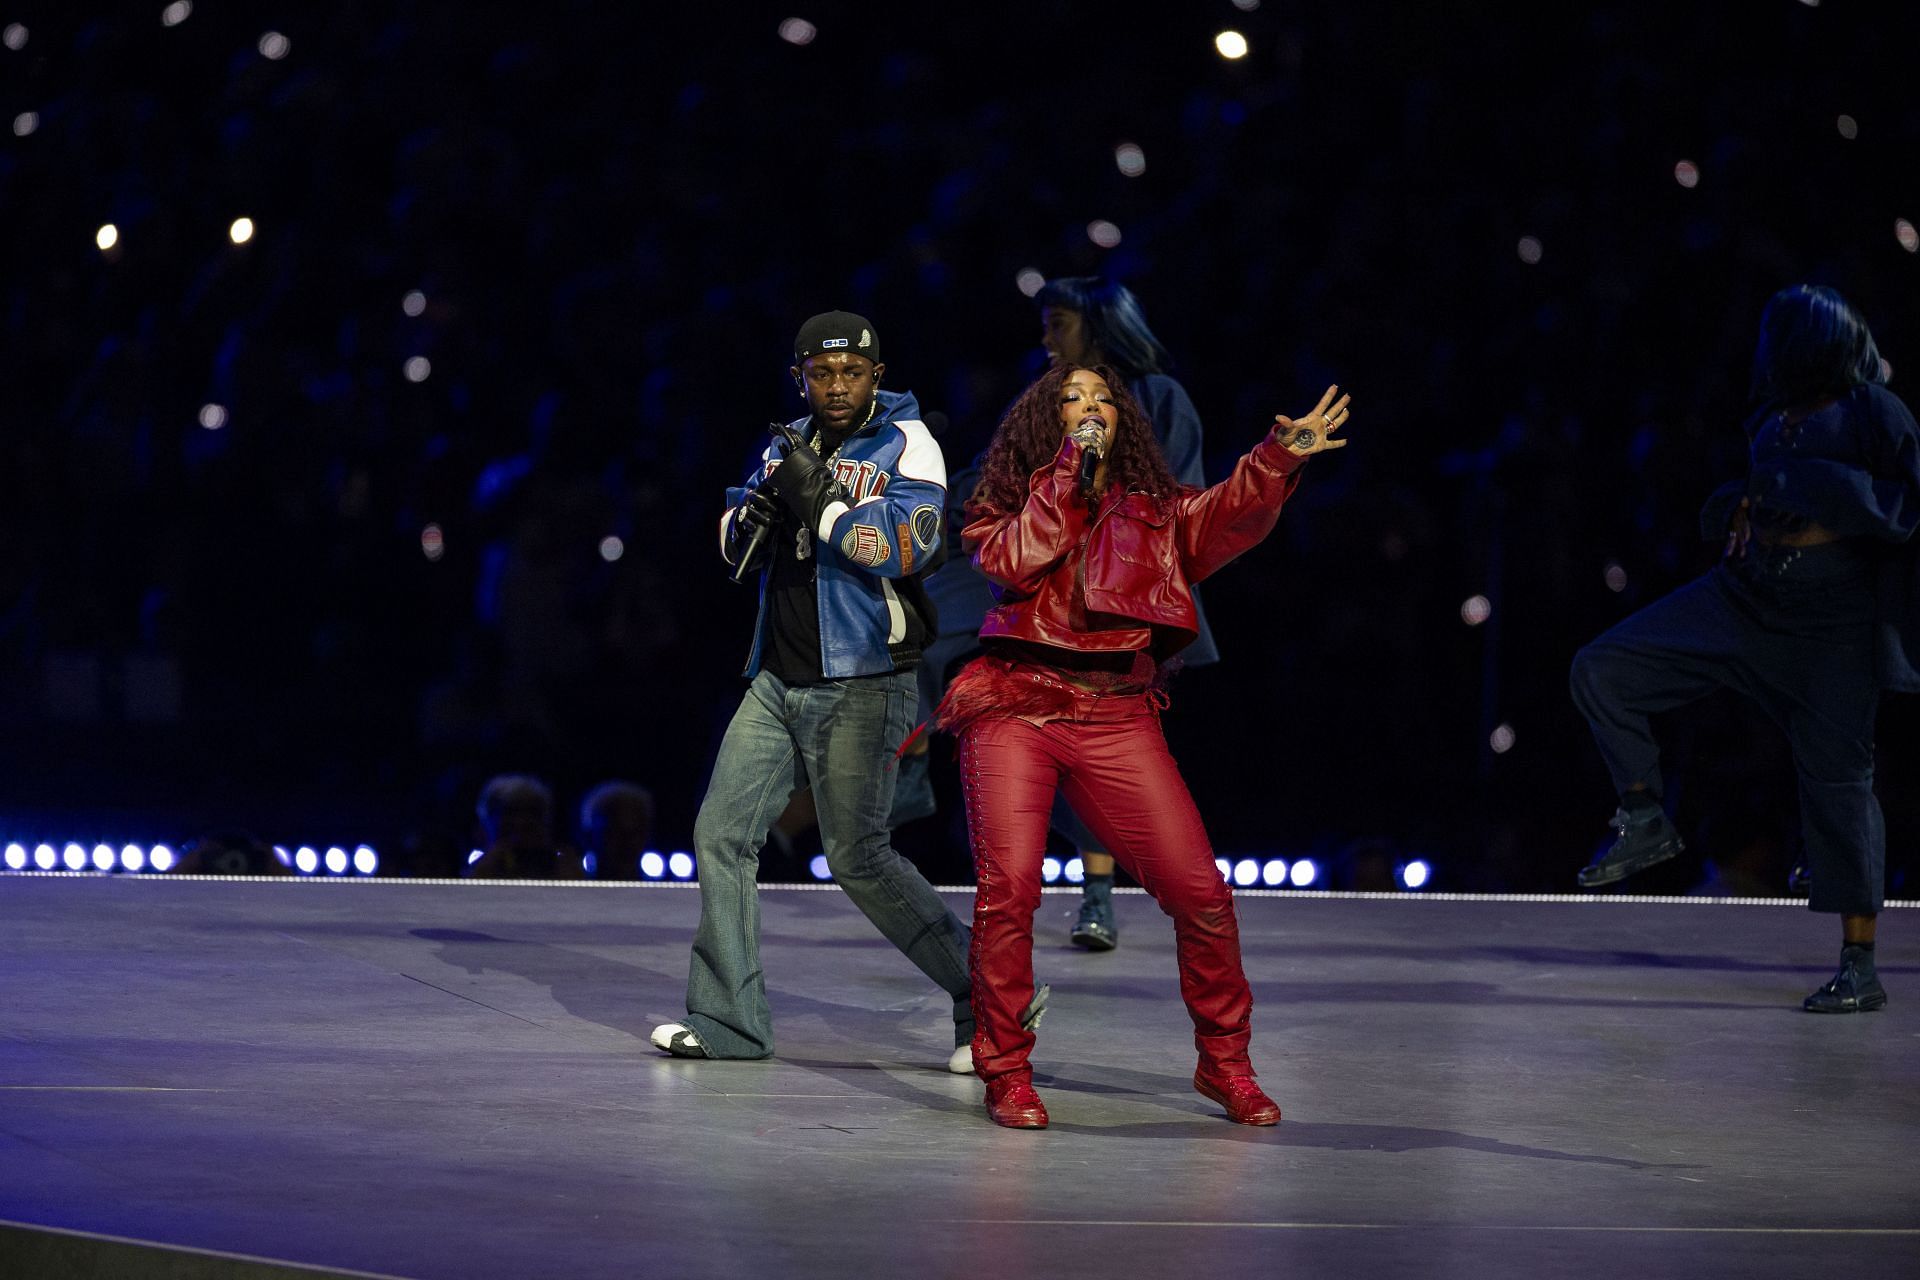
[
  {"xmin": 684, "ymin": 668, "xmax": 974, "ymax": 1058},
  {"xmin": 1570, "ymin": 543, "xmax": 1884, "ymax": 914}
]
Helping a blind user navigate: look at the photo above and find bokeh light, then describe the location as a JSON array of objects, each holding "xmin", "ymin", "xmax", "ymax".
[
  {"xmin": 1400, "ymin": 859, "xmax": 1432, "ymax": 890},
  {"xmin": 1215, "ymin": 30, "xmax": 1249, "ymax": 59},
  {"xmin": 1086, "ymin": 219, "xmax": 1122, "ymax": 248},
  {"xmin": 1261, "ymin": 859, "xmax": 1288, "ymax": 886},
  {"xmin": 3, "ymin": 843, "xmax": 25, "ymax": 870},
  {"xmin": 229, "ymin": 217, "xmax": 255, "ymax": 244},
  {"xmin": 1836, "ymin": 114, "xmax": 1858, "ymax": 140},
  {"xmin": 1063, "ymin": 856, "xmax": 1084, "ymax": 884},
  {"xmin": 34, "ymin": 844, "xmax": 57, "ymax": 870},
  {"xmin": 1232, "ymin": 858, "xmax": 1260, "ymax": 887},
  {"xmin": 150, "ymin": 844, "xmax": 176, "ymax": 872},
  {"xmin": 668, "ymin": 851, "xmax": 694, "ymax": 879},
  {"xmin": 599, "ymin": 535, "xmax": 625, "ymax": 562},
  {"xmin": 2, "ymin": 23, "xmax": 26, "ymax": 51},
  {"xmin": 1897, "ymin": 219, "xmax": 1918, "ymax": 254},
  {"xmin": 1517, "ymin": 235, "xmax": 1543, "ymax": 265},
  {"xmin": 353, "ymin": 845, "xmax": 378, "ymax": 875},
  {"xmin": 402, "ymin": 289, "xmax": 427, "ymax": 316},
  {"xmin": 62, "ymin": 843, "xmax": 87, "ymax": 870},
  {"xmin": 324, "ymin": 847, "xmax": 348, "ymax": 874},
  {"xmin": 808, "ymin": 854, "xmax": 831, "ymax": 880},
  {"xmin": 96, "ymin": 224, "xmax": 120, "ymax": 251},
  {"xmin": 1460, "ymin": 594, "xmax": 1491, "ymax": 626},
  {"xmin": 778, "ymin": 17, "xmax": 816, "ymax": 45},
  {"xmin": 639, "ymin": 851, "xmax": 665, "ymax": 878},
  {"xmin": 199, "ymin": 403, "xmax": 228, "ymax": 430},
  {"xmin": 162, "ymin": 2, "xmax": 193, "ymax": 27},
  {"xmin": 420, "ymin": 523, "xmax": 446, "ymax": 562},
  {"xmin": 1113, "ymin": 142, "xmax": 1146, "ymax": 177},
  {"xmin": 1288, "ymin": 858, "xmax": 1319, "ymax": 888},
  {"xmin": 259, "ymin": 31, "xmax": 290, "ymax": 60},
  {"xmin": 91, "ymin": 844, "xmax": 116, "ymax": 872},
  {"xmin": 1604, "ymin": 561, "xmax": 1628, "ymax": 592},
  {"xmin": 1015, "ymin": 268, "xmax": 1046, "ymax": 297},
  {"xmin": 295, "ymin": 846, "xmax": 319, "ymax": 874},
  {"xmin": 120, "ymin": 844, "xmax": 147, "ymax": 872},
  {"xmin": 1490, "ymin": 723, "xmax": 1517, "ymax": 754},
  {"xmin": 12, "ymin": 111, "xmax": 36, "ymax": 137},
  {"xmin": 1672, "ymin": 159, "xmax": 1699, "ymax": 188},
  {"xmin": 403, "ymin": 356, "xmax": 432, "ymax": 382},
  {"xmin": 1040, "ymin": 856, "xmax": 1062, "ymax": 884}
]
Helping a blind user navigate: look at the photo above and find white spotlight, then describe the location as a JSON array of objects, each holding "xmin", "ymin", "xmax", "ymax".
[
  {"xmin": 3, "ymin": 843, "xmax": 25, "ymax": 870},
  {"xmin": 1232, "ymin": 858, "xmax": 1260, "ymax": 887},
  {"xmin": 598, "ymin": 536, "xmax": 624, "ymax": 562},
  {"xmin": 639, "ymin": 851, "xmax": 665, "ymax": 878},
  {"xmin": 668, "ymin": 851, "xmax": 694, "ymax": 879},
  {"xmin": 1214, "ymin": 30, "xmax": 1249, "ymax": 60},
  {"xmin": 228, "ymin": 217, "xmax": 255, "ymax": 245},
  {"xmin": 467, "ymin": 848, "xmax": 484, "ymax": 866},
  {"xmin": 258, "ymin": 31, "xmax": 290, "ymax": 60},
  {"xmin": 120, "ymin": 844, "xmax": 146, "ymax": 872},
  {"xmin": 1040, "ymin": 856, "xmax": 1062, "ymax": 884},
  {"xmin": 1261, "ymin": 859, "xmax": 1288, "ymax": 887},
  {"xmin": 92, "ymin": 844, "xmax": 116, "ymax": 872},
  {"xmin": 273, "ymin": 846, "xmax": 292, "ymax": 867},
  {"xmin": 1063, "ymin": 857, "xmax": 1084, "ymax": 884},
  {"xmin": 1289, "ymin": 858, "xmax": 1319, "ymax": 888},
  {"xmin": 150, "ymin": 845, "xmax": 176, "ymax": 872},
  {"xmin": 808, "ymin": 854, "xmax": 831, "ymax": 881},
  {"xmin": 353, "ymin": 845, "xmax": 378, "ymax": 875},
  {"xmin": 1215, "ymin": 857, "xmax": 1231, "ymax": 881},
  {"xmin": 324, "ymin": 847, "xmax": 348, "ymax": 875},
  {"xmin": 63, "ymin": 843, "xmax": 87, "ymax": 870},
  {"xmin": 295, "ymin": 846, "xmax": 319, "ymax": 874},
  {"xmin": 199, "ymin": 403, "xmax": 228, "ymax": 430},
  {"xmin": 161, "ymin": 2, "xmax": 194, "ymax": 27},
  {"xmin": 96, "ymin": 224, "xmax": 120, "ymax": 251},
  {"xmin": 1401, "ymin": 859, "xmax": 1432, "ymax": 890},
  {"xmin": 34, "ymin": 843, "xmax": 57, "ymax": 870}
]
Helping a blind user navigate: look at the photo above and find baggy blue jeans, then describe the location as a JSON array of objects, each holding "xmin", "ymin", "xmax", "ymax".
[{"xmin": 683, "ymin": 668, "xmax": 974, "ymax": 1057}]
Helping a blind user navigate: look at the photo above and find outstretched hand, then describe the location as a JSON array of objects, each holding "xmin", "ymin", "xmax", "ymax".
[{"xmin": 1272, "ymin": 385, "xmax": 1351, "ymax": 456}]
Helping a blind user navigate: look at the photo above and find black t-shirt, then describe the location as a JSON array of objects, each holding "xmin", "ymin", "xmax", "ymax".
[{"xmin": 762, "ymin": 514, "xmax": 825, "ymax": 685}]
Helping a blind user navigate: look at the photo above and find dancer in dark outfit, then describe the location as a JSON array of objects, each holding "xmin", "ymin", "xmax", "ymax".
[{"xmin": 1571, "ymin": 285, "xmax": 1919, "ymax": 1012}]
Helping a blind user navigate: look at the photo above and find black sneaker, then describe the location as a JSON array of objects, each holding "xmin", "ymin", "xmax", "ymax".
[
  {"xmin": 1577, "ymin": 805, "xmax": 1684, "ymax": 888},
  {"xmin": 1069, "ymin": 896, "xmax": 1118, "ymax": 951},
  {"xmin": 1803, "ymin": 956, "xmax": 1887, "ymax": 1014}
]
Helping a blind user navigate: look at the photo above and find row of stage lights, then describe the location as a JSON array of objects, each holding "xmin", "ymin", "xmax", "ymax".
[
  {"xmin": 0, "ymin": 841, "xmax": 378, "ymax": 876},
  {"xmin": 803, "ymin": 852, "xmax": 1432, "ymax": 892}
]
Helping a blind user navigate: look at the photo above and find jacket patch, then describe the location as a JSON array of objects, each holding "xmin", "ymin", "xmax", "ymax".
[
  {"xmin": 842, "ymin": 524, "xmax": 892, "ymax": 567},
  {"xmin": 897, "ymin": 523, "xmax": 915, "ymax": 574},
  {"xmin": 910, "ymin": 504, "xmax": 941, "ymax": 549},
  {"xmin": 833, "ymin": 458, "xmax": 887, "ymax": 502}
]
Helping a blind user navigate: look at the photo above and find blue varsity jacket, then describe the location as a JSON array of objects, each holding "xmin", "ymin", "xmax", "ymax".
[{"xmin": 720, "ymin": 389, "xmax": 948, "ymax": 679}]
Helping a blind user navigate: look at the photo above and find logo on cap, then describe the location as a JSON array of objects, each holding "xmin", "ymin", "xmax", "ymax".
[
  {"xmin": 822, "ymin": 338, "xmax": 849, "ymax": 349},
  {"xmin": 859, "ymin": 329, "xmax": 872, "ymax": 348}
]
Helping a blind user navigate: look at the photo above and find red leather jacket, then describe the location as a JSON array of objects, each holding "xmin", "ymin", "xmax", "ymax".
[{"xmin": 963, "ymin": 432, "xmax": 1307, "ymax": 659}]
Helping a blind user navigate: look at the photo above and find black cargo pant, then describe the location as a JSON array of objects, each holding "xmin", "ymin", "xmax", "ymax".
[{"xmin": 1570, "ymin": 542, "xmax": 1883, "ymax": 914}]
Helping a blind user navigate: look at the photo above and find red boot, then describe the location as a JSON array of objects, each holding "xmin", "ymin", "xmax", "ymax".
[
  {"xmin": 1194, "ymin": 1069, "xmax": 1280, "ymax": 1126},
  {"xmin": 985, "ymin": 1074, "xmax": 1049, "ymax": 1129}
]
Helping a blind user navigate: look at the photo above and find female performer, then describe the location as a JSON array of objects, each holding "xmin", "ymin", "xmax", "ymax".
[
  {"xmin": 1571, "ymin": 285, "xmax": 1918, "ymax": 1012},
  {"xmin": 939, "ymin": 363, "xmax": 1349, "ymax": 1127}
]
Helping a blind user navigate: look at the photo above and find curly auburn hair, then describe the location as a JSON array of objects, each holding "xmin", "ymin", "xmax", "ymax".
[{"xmin": 965, "ymin": 364, "xmax": 1181, "ymax": 520}]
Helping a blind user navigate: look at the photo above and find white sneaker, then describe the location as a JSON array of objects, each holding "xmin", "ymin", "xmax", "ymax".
[
  {"xmin": 650, "ymin": 1022, "xmax": 708, "ymax": 1058},
  {"xmin": 946, "ymin": 983, "xmax": 1051, "ymax": 1075}
]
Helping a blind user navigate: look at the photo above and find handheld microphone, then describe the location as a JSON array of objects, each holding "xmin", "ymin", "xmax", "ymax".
[
  {"xmin": 730, "ymin": 423, "xmax": 795, "ymax": 584},
  {"xmin": 1077, "ymin": 436, "xmax": 1101, "ymax": 500}
]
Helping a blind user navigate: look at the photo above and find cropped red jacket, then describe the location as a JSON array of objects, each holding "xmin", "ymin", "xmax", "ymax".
[{"xmin": 962, "ymin": 432, "xmax": 1307, "ymax": 660}]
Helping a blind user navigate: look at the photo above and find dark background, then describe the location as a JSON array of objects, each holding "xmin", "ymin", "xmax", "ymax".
[{"xmin": 3, "ymin": 0, "xmax": 1917, "ymax": 892}]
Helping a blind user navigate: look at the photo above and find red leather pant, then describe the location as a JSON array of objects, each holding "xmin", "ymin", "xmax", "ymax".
[{"xmin": 958, "ymin": 689, "xmax": 1256, "ymax": 1082}]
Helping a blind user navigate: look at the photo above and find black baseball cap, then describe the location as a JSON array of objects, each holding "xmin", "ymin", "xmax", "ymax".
[{"xmin": 794, "ymin": 311, "xmax": 880, "ymax": 365}]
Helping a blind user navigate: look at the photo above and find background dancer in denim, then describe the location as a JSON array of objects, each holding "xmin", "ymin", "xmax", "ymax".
[
  {"xmin": 1570, "ymin": 285, "xmax": 1920, "ymax": 1012},
  {"xmin": 940, "ymin": 363, "xmax": 1349, "ymax": 1128},
  {"xmin": 651, "ymin": 311, "xmax": 1044, "ymax": 1071}
]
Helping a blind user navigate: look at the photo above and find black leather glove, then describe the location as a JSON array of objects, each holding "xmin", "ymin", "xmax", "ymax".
[
  {"xmin": 727, "ymin": 487, "xmax": 785, "ymax": 569},
  {"xmin": 767, "ymin": 439, "xmax": 850, "ymax": 532}
]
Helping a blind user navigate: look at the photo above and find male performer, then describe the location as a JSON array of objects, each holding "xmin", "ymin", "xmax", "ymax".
[{"xmin": 652, "ymin": 311, "xmax": 1043, "ymax": 1070}]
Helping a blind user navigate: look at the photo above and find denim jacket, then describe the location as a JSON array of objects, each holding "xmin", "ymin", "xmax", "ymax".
[{"xmin": 721, "ymin": 390, "xmax": 947, "ymax": 679}]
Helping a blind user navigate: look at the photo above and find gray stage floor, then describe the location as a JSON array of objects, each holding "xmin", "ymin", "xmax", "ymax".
[{"xmin": 1, "ymin": 876, "xmax": 1916, "ymax": 1280}]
